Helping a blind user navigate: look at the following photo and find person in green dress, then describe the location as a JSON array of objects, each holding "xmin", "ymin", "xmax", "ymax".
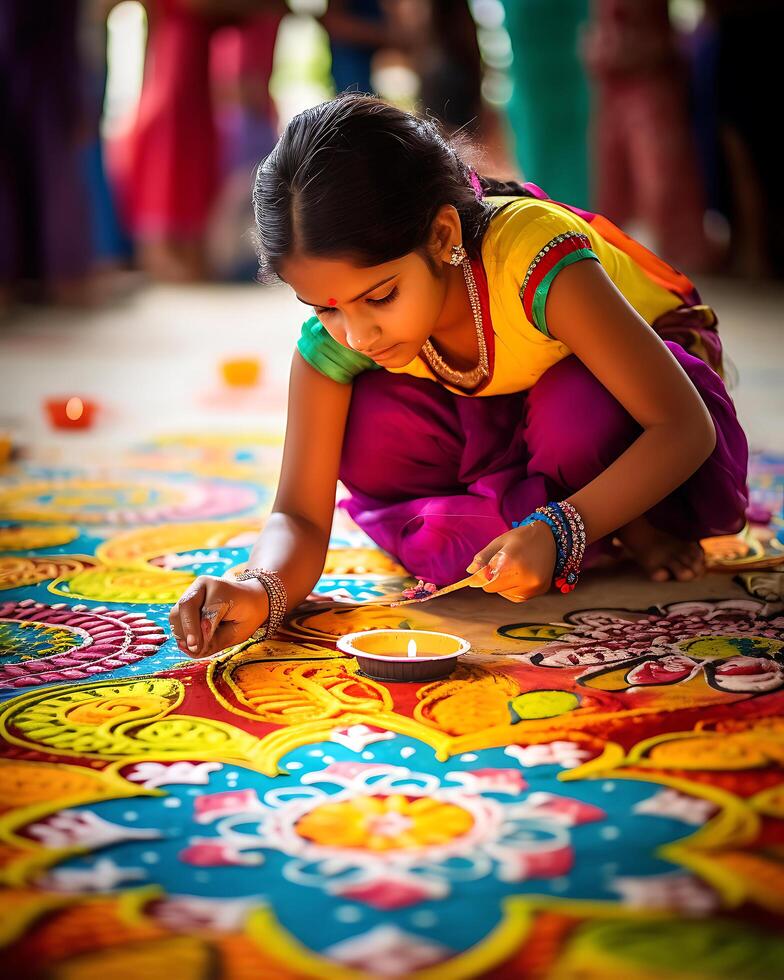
[{"xmin": 500, "ymin": 0, "xmax": 591, "ymax": 207}]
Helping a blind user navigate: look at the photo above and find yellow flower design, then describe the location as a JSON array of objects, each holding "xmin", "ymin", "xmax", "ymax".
[{"xmin": 295, "ymin": 794, "xmax": 474, "ymax": 851}]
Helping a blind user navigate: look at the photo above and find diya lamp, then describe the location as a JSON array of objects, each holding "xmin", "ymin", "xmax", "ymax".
[
  {"xmin": 0, "ymin": 428, "xmax": 11, "ymax": 466},
  {"xmin": 337, "ymin": 629, "xmax": 470, "ymax": 682},
  {"xmin": 220, "ymin": 357, "xmax": 263, "ymax": 387},
  {"xmin": 44, "ymin": 396, "xmax": 98, "ymax": 430}
]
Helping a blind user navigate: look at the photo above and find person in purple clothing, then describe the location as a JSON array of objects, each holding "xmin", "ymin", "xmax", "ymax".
[
  {"xmin": 169, "ymin": 94, "xmax": 748, "ymax": 660},
  {"xmin": 0, "ymin": 0, "xmax": 94, "ymax": 307}
]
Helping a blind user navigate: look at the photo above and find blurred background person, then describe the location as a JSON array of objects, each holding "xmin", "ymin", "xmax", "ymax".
[
  {"xmin": 80, "ymin": 1, "xmax": 133, "ymax": 280},
  {"xmin": 0, "ymin": 0, "xmax": 95, "ymax": 311},
  {"xmin": 500, "ymin": 0, "xmax": 591, "ymax": 208},
  {"xmin": 373, "ymin": 1, "xmax": 517, "ymax": 180},
  {"xmin": 582, "ymin": 0, "xmax": 716, "ymax": 272},
  {"xmin": 405, "ymin": 0, "xmax": 483, "ymax": 134},
  {"xmin": 205, "ymin": 7, "xmax": 286, "ymax": 280},
  {"xmin": 319, "ymin": 0, "xmax": 391, "ymax": 95},
  {"xmin": 698, "ymin": 0, "xmax": 784, "ymax": 278},
  {"xmin": 3, "ymin": 0, "xmax": 784, "ymax": 305},
  {"xmin": 114, "ymin": 0, "xmax": 285, "ymax": 283}
]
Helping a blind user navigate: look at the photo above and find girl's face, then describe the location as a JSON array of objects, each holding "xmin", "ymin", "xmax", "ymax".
[{"xmin": 278, "ymin": 206, "xmax": 462, "ymax": 368}]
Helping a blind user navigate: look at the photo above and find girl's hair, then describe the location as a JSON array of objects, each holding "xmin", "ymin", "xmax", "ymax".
[{"xmin": 252, "ymin": 92, "xmax": 533, "ymax": 284}]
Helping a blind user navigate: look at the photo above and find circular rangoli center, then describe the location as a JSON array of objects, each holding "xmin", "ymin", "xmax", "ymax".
[{"xmin": 294, "ymin": 794, "xmax": 474, "ymax": 851}]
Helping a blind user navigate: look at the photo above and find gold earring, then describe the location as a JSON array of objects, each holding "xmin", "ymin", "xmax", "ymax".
[{"xmin": 449, "ymin": 243, "xmax": 467, "ymax": 266}]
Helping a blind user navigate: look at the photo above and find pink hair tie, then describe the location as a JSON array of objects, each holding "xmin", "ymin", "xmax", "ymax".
[{"xmin": 469, "ymin": 169, "xmax": 484, "ymax": 201}]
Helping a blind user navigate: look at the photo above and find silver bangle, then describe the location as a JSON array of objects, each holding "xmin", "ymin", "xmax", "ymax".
[{"xmin": 233, "ymin": 567, "xmax": 287, "ymax": 641}]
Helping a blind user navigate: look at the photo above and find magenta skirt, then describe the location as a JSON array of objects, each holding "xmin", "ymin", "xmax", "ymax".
[{"xmin": 337, "ymin": 340, "xmax": 749, "ymax": 586}]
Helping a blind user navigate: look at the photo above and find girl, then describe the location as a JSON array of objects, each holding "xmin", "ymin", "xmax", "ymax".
[{"xmin": 169, "ymin": 93, "xmax": 748, "ymax": 659}]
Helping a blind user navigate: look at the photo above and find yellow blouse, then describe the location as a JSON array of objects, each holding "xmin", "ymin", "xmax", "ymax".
[{"xmin": 296, "ymin": 194, "xmax": 692, "ymax": 397}]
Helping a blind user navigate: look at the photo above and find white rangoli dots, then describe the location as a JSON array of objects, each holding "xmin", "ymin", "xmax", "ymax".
[
  {"xmin": 334, "ymin": 905, "xmax": 363, "ymax": 923},
  {"xmin": 633, "ymin": 789, "xmax": 718, "ymax": 825},
  {"xmin": 325, "ymin": 925, "xmax": 451, "ymax": 976},
  {"xmin": 410, "ymin": 911, "xmax": 438, "ymax": 929}
]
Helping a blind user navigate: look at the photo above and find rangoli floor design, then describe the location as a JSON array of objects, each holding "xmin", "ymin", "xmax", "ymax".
[{"xmin": 0, "ymin": 444, "xmax": 782, "ymax": 977}]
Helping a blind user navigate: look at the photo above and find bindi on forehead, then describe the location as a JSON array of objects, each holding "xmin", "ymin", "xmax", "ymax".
[{"xmin": 294, "ymin": 273, "xmax": 399, "ymax": 309}]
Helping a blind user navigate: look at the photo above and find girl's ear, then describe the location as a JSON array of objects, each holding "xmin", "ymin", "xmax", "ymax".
[{"xmin": 427, "ymin": 204, "xmax": 463, "ymax": 263}]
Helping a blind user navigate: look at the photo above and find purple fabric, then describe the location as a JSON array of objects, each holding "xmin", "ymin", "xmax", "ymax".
[
  {"xmin": 0, "ymin": 0, "xmax": 92, "ymax": 285},
  {"xmin": 338, "ymin": 342, "xmax": 749, "ymax": 586}
]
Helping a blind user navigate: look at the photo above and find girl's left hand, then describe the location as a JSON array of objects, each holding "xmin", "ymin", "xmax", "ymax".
[{"xmin": 464, "ymin": 521, "xmax": 557, "ymax": 602}]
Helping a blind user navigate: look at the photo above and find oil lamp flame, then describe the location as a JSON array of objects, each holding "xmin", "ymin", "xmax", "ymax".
[
  {"xmin": 65, "ymin": 397, "xmax": 84, "ymax": 422},
  {"xmin": 407, "ymin": 639, "xmax": 417, "ymax": 658}
]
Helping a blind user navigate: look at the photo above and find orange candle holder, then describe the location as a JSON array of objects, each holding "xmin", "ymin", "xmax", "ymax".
[
  {"xmin": 220, "ymin": 357, "xmax": 262, "ymax": 387},
  {"xmin": 44, "ymin": 397, "xmax": 98, "ymax": 430},
  {"xmin": 337, "ymin": 629, "xmax": 470, "ymax": 682}
]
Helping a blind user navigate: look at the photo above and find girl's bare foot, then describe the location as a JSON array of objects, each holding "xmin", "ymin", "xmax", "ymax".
[{"xmin": 617, "ymin": 516, "xmax": 706, "ymax": 583}]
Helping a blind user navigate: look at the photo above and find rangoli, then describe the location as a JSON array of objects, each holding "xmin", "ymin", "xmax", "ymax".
[{"xmin": 0, "ymin": 447, "xmax": 782, "ymax": 976}]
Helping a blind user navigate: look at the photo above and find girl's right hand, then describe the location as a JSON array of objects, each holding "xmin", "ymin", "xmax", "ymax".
[
  {"xmin": 168, "ymin": 576, "xmax": 270, "ymax": 659},
  {"xmin": 466, "ymin": 521, "xmax": 557, "ymax": 602}
]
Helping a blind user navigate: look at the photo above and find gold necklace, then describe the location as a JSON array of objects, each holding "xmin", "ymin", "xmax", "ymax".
[{"xmin": 422, "ymin": 249, "xmax": 489, "ymax": 389}]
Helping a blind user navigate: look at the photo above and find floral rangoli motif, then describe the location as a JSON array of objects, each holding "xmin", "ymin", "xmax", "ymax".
[
  {"xmin": 6, "ymin": 731, "xmax": 742, "ymax": 969},
  {"xmin": 507, "ymin": 600, "xmax": 784, "ymax": 697},
  {"xmin": 0, "ymin": 454, "xmax": 782, "ymax": 975}
]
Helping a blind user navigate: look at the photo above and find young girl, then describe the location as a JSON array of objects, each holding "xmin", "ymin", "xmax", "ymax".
[{"xmin": 169, "ymin": 93, "xmax": 749, "ymax": 659}]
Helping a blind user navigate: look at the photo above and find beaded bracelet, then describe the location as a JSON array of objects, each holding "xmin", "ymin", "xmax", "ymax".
[
  {"xmin": 232, "ymin": 567, "xmax": 288, "ymax": 641},
  {"xmin": 534, "ymin": 506, "xmax": 571, "ymax": 558},
  {"xmin": 514, "ymin": 512, "xmax": 567, "ymax": 568},
  {"xmin": 512, "ymin": 500, "xmax": 587, "ymax": 593},
  {"xmin": 555, "ymin": 501, "xmax": 586, "ymax": 593}
]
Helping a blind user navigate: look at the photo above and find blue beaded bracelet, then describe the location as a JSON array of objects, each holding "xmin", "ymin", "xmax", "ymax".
[
  {"xmin": 512, "ymin": 500, "xmax": 586, "ymax": 592},
  {"xmin": 512, "ymin": 513, "xmax": 567, "ymax": 577}
]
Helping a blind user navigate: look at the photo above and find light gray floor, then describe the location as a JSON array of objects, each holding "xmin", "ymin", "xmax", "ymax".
[
  {"xmin": 1, "ymin": 274, "xmax": 781, "ymax": 451},
  {"xmin": 696, "ymin": 275, "xmax": 784, "ymax": 452}
]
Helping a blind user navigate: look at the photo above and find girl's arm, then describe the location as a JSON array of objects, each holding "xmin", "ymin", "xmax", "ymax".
[
  {"xmin": 246, "ymin": 350, "xmax": 353, "ymax": 607},
  {"xmin": 544, "ymin": 260, "xmax": 717, "ymax": 544},
  {"xmin": 468, "ymin": 260, "xmax": 718, "ymax": 600},
  {"xmin": 169, "ymin": 351, "xmax": 351, "ymax": 657}
]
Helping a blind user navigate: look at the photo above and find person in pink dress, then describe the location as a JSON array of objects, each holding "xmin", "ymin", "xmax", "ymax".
[
  {"xmin": 118, "ymin": 0, "xmax": 284, "ymax": 281},
  {"xmin": 583, "ymin": 0, "xmax": 716, "ymax": 272}
]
